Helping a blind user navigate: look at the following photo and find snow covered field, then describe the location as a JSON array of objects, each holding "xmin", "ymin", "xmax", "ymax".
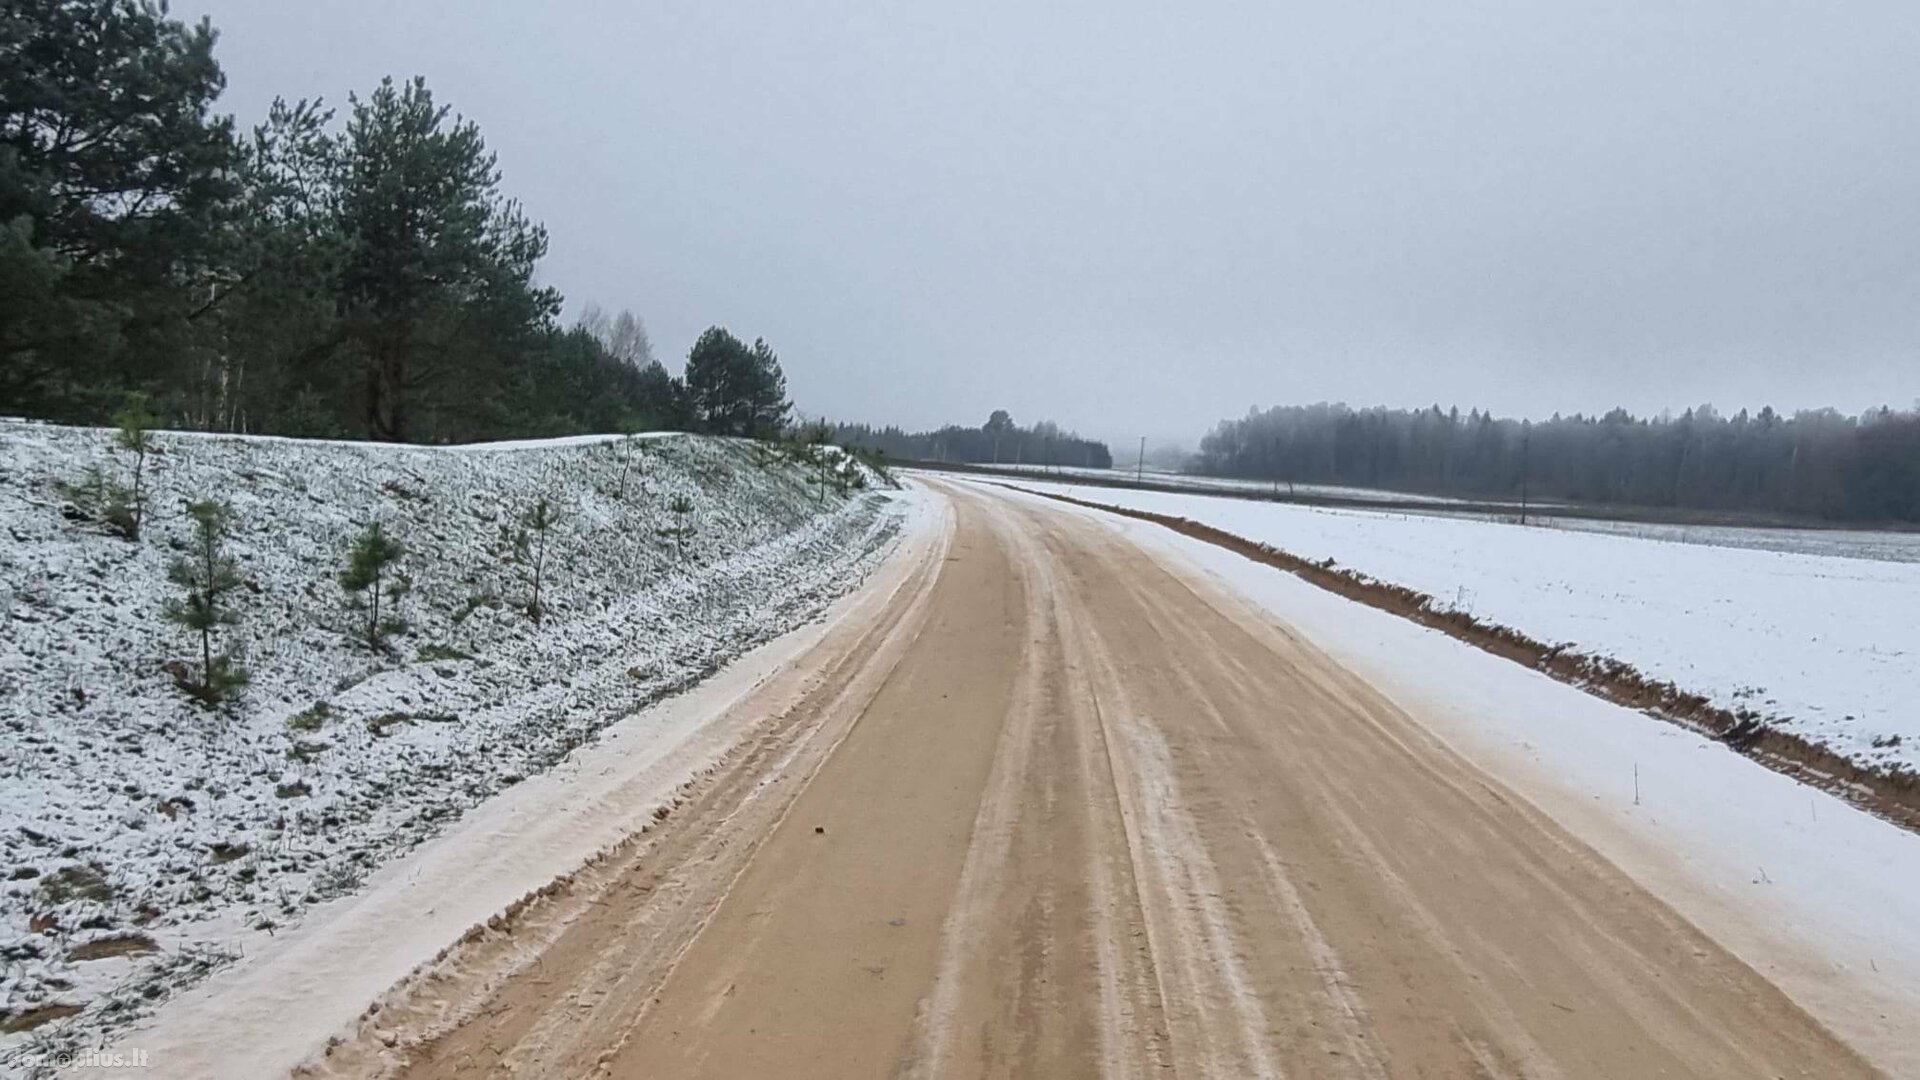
[
  {"xmin": 978, "ymin": 462, "xmax": 1479, "ymax": 504},
  {"xmin": 959, "ymin": 464, "xmax": 1920, "ymax": 564},
  {"xmin": 1529, "ymin": 516, "xmax": 1920, "ymax": 564},
  {"xmin": 0, "ymin": 420, "xmax": 903, "ymax": 1061},
  {"xmin": 974, "ymin": 477, "xmax": 1920, "ymax": 778}
]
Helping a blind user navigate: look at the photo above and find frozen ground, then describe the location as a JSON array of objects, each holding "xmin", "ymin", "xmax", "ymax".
[
  {"xmin": 972, "ymin": 477, "xmax": 1920, "ymax": 777},
  {"xmin": 977, "ymin": 484, "xmax": 1920, "ymax": 1075},
  {"xmin": 0, "ymin": 420, "xmax": 903, "ymax": 1064}
]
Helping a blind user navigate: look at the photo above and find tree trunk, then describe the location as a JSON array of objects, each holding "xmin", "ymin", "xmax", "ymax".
[{"xmin": 367, "ymin": 329, "xmax": 411, "ymax": 442}]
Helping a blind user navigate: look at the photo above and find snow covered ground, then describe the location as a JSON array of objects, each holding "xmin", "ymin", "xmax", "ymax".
[
  {"xmin": 974, "ymin": 483, "xmax": 1920, "ymax": 1075},
  {"xmin": 957, "ymin": 464, "xmax": 1920, "ymax": 564},
  {"xmin": 0, "ymin": 420, "xmax": 904, "ymax": 1063},
  {"xmin": 1528, "ymin": 516, "xmax": 1920, "ymax": 564},
  {"xmin": 970, "ymin": 477, "xmax": 1920, "ymax": 777}
]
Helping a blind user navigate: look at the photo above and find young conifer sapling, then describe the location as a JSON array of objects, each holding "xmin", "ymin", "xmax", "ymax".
[
  {"xmin": 517, "ymin": 497, "xmax": 557, "ymax": 622},
  {"xmin": 165, "ymin": 499, "xmax": 247, "ymax": 703},
  {"xmin": 111, "ymin": 393, "xmax": 156, "ymax": 539},
  {"xmin": 340, "ymin": 521, "xmax": 407, "ymax": 649}
]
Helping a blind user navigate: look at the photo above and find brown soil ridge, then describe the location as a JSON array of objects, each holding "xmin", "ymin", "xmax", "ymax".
[{"xmin": 1001, "ymin": 482, "xmax": 1920, "ymax": 834}]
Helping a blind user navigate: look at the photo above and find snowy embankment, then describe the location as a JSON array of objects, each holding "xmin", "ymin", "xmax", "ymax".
[
  {"xmin": 0, "ymin": 420, "xmax": 903, "ymax": 1059},
  {"xmin": 980, "ymin": 478, "xmax": 1920, "ymax": 778}
]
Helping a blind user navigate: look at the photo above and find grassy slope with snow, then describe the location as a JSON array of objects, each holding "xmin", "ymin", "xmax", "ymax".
[
  {"xmin": 0, "ymin": 420, "xmax": 902, "ymax": 1053},
  {"xmin": 982, "ymin": 477, "xmax": 1920, "ymax": 778}
]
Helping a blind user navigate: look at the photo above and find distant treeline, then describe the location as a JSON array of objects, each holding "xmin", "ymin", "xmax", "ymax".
[
  {"xmin": 1, "ymin": 2, "xmax": 787, "ymax": 443},
  {"xmin": 1197, "ymin": 403, "xmax": 1920, "ymax": 524},
  {"xmin": 834, "ymin": 410, "xmax": 1113, "ymax": 469}
]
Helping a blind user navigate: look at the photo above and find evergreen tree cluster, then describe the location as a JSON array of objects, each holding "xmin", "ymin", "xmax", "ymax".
[
  {"xmin": 834, "ymin": 411, "xmax": 1113, "ymax": 469},
  {"xmin": 1197, "ymin": 402, "xmax": 1920, "ymax": 524},
  {"xmin": 0, "ymin": 1, "xmax": 786, "ymax": 443}
]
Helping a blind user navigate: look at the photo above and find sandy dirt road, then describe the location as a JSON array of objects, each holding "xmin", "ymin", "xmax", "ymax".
[{"xmin": 308, "ymin": 480, "xmax": 1875, "ymax": 1079}]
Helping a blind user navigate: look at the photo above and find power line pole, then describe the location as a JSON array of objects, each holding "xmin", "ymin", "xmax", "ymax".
[{"xmin": 1136, "ymin": 436, "xmax": 1146, "ymax": 483}]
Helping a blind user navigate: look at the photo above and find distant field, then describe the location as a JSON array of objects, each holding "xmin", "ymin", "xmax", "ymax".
[
  {"xmin": 983, "ymin": 462, "xmax": 1481, "ymax": 505},
  {"xmin": 915, "ymin": 461, "xmax": 1920, "ymax": 564}
]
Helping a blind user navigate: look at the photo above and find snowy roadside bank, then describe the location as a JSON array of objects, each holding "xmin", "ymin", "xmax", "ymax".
[
  {"xmin": 88, "ymin": 486, "xmax": 946, "ymax": 1080},
  {"xmin": 974, "ymin": 477, "xmax": 1920, "ymax": 781},
  {"xmin": 0, "ymin": 420, "xmax": 904, "ymax": 1067},
  {"xmin": 970, "ymin": 479, "xmax": 1920, "ymax": 1076}
]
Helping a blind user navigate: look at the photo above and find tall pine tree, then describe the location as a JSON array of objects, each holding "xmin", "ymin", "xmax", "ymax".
[
  {"xmin": 0, "ymin": 0, "xmax": 237, "ymax": 417},
  {"xmin": 684, "ymin": 327, "xmax": 790, "ymax": 438},
  {"xmin": 335, "ymin": 77, "xmax": 557, "ymax": 441}
]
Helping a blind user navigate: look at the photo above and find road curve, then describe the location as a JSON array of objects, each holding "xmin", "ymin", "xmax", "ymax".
[{"xmin": 305, "ymin": 479, "xmax": 1875, "ymax": 1079}]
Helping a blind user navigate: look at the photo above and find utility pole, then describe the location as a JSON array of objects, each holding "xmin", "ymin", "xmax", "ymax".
[{"xmin": 1136, "ymin": 436, "xmax": 1146, "ymax": 483}]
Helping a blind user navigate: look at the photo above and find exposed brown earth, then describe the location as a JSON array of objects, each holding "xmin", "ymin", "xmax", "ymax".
[{"xmin": 302, "ymin": 480, "xmax": 1877, "ymax": 1079}]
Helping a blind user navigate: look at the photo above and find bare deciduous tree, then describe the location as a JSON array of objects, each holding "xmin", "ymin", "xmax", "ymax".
[
  {"xmin": 574, "ymin": 301, "xmax": 611, "ymax": 342},
  {"xmin": 608, "ymin": 309, "xmax": 654, "ymax": 367}
]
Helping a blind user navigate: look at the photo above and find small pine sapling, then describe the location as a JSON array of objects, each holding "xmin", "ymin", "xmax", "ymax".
[
  {"xmin": 515, "ymin": 497, "xmax": 557, "ymax": 622},
  {"xmin": 165, "ymin": 499, "xmax": 248, "ymax": 704},
  {"xmin": 617, "ymin": 414, "xmax": 648, "ymax": 500},
  {"xmin": 666, "ymin": 494, "xmax": 696, "ymax": 561},
  {"xmin": 109, "ymin": 393, "xmax": 156, "ymax": 539},
  {"xmin": 340, "ymin": 521, "xmax": 407, "ymax": 650}
]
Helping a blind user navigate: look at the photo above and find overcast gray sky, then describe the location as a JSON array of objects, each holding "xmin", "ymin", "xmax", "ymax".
[{"xmin": 194, "ymin": 1, "xmax": 1918, "ymax": 447}]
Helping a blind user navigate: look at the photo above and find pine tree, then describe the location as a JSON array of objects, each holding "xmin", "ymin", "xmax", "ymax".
[
  {"xmin": 110, "ymin": 393, "xmax": 156, "ymax": 539},
  {"xmin": 336, "ymin": 77, "xmax": 558, "ymax": 441},
  {"xmin": 617, "ymin": 415, "xmax": 647, "ymax": 500},
  {"xmin": 684, "ymin": 327, "xmax": 790, "ymax": 437},
  {"xmin": 515, "ymin": 497, "xmax": 557, "ymax": 622},
  {"xmin": 165, "ymin": 499, "xmax": 247, "ymax": 703},
  {"xmin": 339, "ymin": 521, "xmax": 406, "ymax": 649},
  {"xmin": 0, "ymin": 0, "xmax": 236, "ymax": 418},
  {"xmin": 666, "ymin": 494, "xmax": 696, "ymax": 560}
]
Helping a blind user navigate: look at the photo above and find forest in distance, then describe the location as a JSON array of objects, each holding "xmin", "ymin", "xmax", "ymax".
[
  {"xmin": 833, "ymin": 410, "xmax": 1113, "ymax": 470},
  {"xmin": 1194, "ymin": 401, "xmax": 1920, "ymax": 525}
]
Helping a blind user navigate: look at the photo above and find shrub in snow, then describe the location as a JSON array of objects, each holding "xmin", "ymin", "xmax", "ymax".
[
  {"xmin": 163, "ymin": 499, "xmax": 248, "ymax": 704},
  {"xmin": 339, "ymin": 521, "xmax": 408, "ymax": 650},
  {"xmin": 55, "ymin": 465, "xmax": 123, "ymax": 530}
]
